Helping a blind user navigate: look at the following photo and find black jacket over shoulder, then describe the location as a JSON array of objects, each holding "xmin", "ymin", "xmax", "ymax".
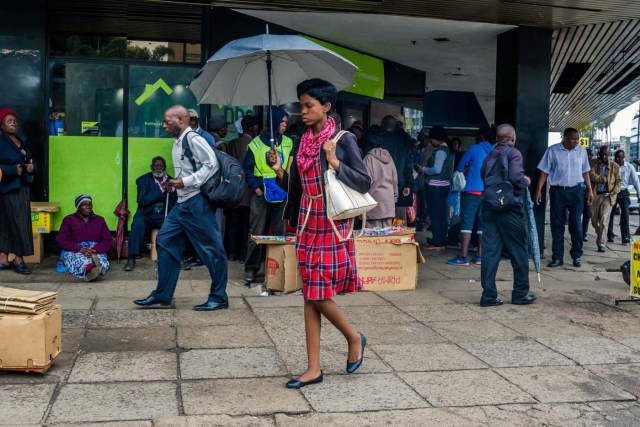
[
  {"xmin": 278, "ymin": 130, "xmax": 371, "ymax": 227},
  {"xmin": 134, "ymin": 172, "xmax": 178, "ymax": 218}
]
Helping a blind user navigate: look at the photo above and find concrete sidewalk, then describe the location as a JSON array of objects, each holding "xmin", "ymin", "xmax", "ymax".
[{"xmin": 1, "ymin": 227, "xmax": 640, "ymax": 426}]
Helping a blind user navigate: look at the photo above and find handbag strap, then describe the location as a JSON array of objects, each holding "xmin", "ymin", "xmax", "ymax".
[{"xmin": 325, "ymin": 130, "xmax": 349, "ymax": 168}]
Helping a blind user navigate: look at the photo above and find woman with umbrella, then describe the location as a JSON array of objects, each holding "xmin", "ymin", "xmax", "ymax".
[{"xmin": 269, "ymin": 79, "xmax": 371, "ymax": 389}]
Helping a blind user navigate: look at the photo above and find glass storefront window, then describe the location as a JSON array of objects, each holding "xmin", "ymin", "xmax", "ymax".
[
  {"xmin": 49, "ymin": 62, "xmax": 124, "ymax": 136},
  {"xmin": 50, "ymin": 35, "xmax": 201, "ymax": 63}
]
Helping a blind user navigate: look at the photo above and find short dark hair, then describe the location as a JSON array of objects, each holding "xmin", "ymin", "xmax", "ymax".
[
  {"xmin": 477, "ymin": 126, "xmax": 493, "ymax": 143},
  {"xmin": 563, "ymin": 128, "xmax": 579, "ymax": 136},
  {"xmin": 151, "ymin": 156, "xmax": 166, "ymax": 167},
  {"xmin": 296, "ymin": 78, "xmax": 337, "ymax": 106},
  {"xmin": 615, "ymin": 149, "xmax": 625, "ymax": 157}
]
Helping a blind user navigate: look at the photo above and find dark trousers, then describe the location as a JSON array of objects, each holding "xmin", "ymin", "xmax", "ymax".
[
  {"xmin": 480, "ymin": 208, "xmax": 530, "ymax": 303},
  {"xmin": 582, "ymin": 188, "xmax": 591, "ymax": 238},
  {"xmin": 128, "ymin": 213, "xmax": 164, "ymax": 258},
  {"xmin": 425, "ymin": 185, "xmax": 450, "ymax": 246},
  {"xmin": 225, "ymin": 206, "xmax": 250, "ymax": 261},
  {"xmin": 0, "ymin": 186, "xmax": 33, "ymax": 256},
  {"xmin": 151, "ymin": 195, "xmax": 227, "ymax": 304},
  {"xmin": 608, "ymin": 191, "xmax": 631, "ymax": 241},
  {"xmin": 549, "ymin": 185, "xmax": 583, "ymax": 261},
  {"xmin": 245, "ymin": 195, "xmax": 285, "ymax": 273}
]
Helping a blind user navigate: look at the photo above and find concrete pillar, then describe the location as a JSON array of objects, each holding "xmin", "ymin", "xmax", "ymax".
[{"xmin": 495, "ymin": 26, "xmax": 552, "ymax": 256}]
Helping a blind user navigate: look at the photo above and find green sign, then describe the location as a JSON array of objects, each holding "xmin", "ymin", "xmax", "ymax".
[
  {"xmin": 135, "ymin": 78, "xmax": 173, "ymax": 105},
  {"xmin": 305, "ymin": 36, "xmax": 385, "ymax": 99}
]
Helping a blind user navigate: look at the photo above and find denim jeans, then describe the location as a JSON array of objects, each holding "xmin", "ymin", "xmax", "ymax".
[{"xmin": 151, "ymin": 194, "xmax": 228, "ymax": 304}]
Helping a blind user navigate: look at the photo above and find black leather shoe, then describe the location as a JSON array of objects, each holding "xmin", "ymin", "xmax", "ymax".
[
  {"xmin": 286, "ymin": 372, "xmax": 323, "ymax": 389},
  {"xmin": 244, "ymin": 270, "xmax": 256, "ymax": 283},
  {"xmin": 13, "ymin": 262, "xmax": 30, "ymax": 275},
  {"xmin": 597, "ymin": 245, "xmax": 606, "ymax": 253},
  {"xmin": 188, "ymin": 258, "xmax": 204, "ymax": 267},
  {"xmin": 607, "ymin": 238, "xmax": 615, "ymax": 243},
  {"xmin": 547, "ymin": 260, "xmax": 563, "ymax": 268},
  {"xmin": 346, "ymin": 333, "xmax": 366, "ymax": 374},
  {"xmin": 480, "ymin": 299, "xmax": 504, "ymax": 307},
  {"xmin": 512, "ymin": 294, "xmax": 537, "ymax": 305},
  {"xmin": 133, "ymin": 295, "xmax": 171, "ymax": 307},
  {"xmin": 193, "ymin": 301, "xmax": 229, "ymax": 311},
  {"xmin": 573, "ymin": 258, "xmax": 582, "ymax": 267},
  {"xmin": 623, "ymin": 238, "xmax": 631, "ymax": 244}
]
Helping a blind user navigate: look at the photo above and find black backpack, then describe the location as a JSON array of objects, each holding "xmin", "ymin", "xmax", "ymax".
[
  {"xmin": 182, "ymin": 131, "xmax": 245, "ymax": 209},
  {"xmin": 481, "ymin": 147, "xmax": 519, "ymax": 212}
]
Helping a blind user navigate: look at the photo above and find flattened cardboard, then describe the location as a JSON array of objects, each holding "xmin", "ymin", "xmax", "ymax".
[
  {"xmin": 355, "ymin": 231, "xmax": 425, "ymax": 292},
  {"xmin": 0, "ymin": 305, "xmax": 62, "ymax": 373},
  {"xmin": 30, "ymin": 202, "xmax": 60, "ymax": 213},
  {"xmin": 252, "ymin": 237, "xmax": 302, "ymax": 294}
]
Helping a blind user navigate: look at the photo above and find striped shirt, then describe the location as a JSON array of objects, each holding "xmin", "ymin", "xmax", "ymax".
[{"xmin": 537, "ymin": 143, "xmax": 590, "ymax": 187}]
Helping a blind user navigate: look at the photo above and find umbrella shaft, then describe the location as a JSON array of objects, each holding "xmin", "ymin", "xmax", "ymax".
[{"xmin": 267, "ymin": 51, "xmax": 275, "ymax": 150}]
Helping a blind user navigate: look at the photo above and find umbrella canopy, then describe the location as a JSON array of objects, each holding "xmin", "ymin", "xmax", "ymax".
[
  {"xmin": 113, "ymin": 199, "xmax": 130, "ymax": 262},
  {"xmin": 525, "ymin": 190, "xmax": 541, "ymax": 282},
  {"xmin": 189, "ymin": 33, "xmax": 358, "ymax": 106}
]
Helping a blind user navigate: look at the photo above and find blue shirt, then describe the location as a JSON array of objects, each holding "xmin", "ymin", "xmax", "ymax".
[
  {"xmin": 537, "ymin": 143, "xmax": 590, "ymax": 187},
  {"xmin": 195, "ymin": 127, "xmax": 216, "ymax": 147},
  {"xmin": 457, "ymin": 140, "xmax": 493, "ymax": 192}
]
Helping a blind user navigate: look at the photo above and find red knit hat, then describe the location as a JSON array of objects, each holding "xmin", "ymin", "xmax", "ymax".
[{"xmin": 0, "ymin": 109, "xmax": 18, "ymax": 125}]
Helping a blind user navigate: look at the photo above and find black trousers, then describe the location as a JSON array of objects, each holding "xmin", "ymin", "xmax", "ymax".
[
  {"xmin": 549, "ymin": 185, "xmax": 583, "ymax": 261},
  {"xmin": 245, "ymin": 195, "xmax": 285, "ymax": 273},
  {"xmin": 480, "ymin": 208, "xmax": 530, "ymax": 303},
  {"xmin": 0, "ymin": 186, "xmax": 33, "ymax": 256},
  {"xmin": 607, "ymin": 191, "xmax": 631, "ymax": 241},
  {"xmin": 225, "ymin": 206, "xmax": 250, "ymax": 261}
]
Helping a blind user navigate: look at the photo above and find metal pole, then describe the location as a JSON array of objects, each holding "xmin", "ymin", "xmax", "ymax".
[{"xmin": 267, "ymin": 52, "xmax": 274, "ymax": 150}]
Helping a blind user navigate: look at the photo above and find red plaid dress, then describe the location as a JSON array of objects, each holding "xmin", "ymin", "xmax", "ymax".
[{"xmin": 296, "ymin": 159, "xmax": 362, "ymax": 300}]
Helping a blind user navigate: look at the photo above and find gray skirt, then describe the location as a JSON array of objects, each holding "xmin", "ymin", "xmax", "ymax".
[{"xmin": 0, "ymin": 186, "xmax": 34, "ymax": 256}]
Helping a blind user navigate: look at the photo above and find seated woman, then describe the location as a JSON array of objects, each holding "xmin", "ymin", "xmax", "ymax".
[{"xmin": 57, "ymin": 194, "xmax": 112, "ymax": 282}]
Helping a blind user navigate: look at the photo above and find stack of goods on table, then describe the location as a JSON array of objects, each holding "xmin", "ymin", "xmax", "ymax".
[{"xmin": 0, "ymin": 286, "xmax": 61, "ymax": 373}]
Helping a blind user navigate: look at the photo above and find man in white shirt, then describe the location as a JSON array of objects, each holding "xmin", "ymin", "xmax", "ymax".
[
  {"xmin": 607, "ymin": 150, "xmax": 640, "ymax": 244},
  {"xmin": 134, "ymin": 105, "xmax": 228, "ymax": 311}
]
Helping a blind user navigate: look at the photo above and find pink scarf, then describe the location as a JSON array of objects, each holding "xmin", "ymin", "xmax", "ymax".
[{"xmin": 297, "ymin": 116, "xmax": 336, "ymax": 173}]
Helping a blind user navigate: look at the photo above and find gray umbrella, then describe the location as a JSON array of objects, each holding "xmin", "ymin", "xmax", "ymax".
[
  {"xmin": 189, "ymin": 26, "xmax": 357, "ymax": 147},
  {"xmin": 525, "ymin": 189, "xmax": 541, "ymax": 282}
]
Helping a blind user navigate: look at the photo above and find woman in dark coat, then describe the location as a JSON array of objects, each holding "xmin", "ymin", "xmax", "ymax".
[
  {"xmin": 0, "ymin": 109, "xmax": 35, "ymax": 275},
  {"xmin": 269, "ymin": 79, "xmax": 371, "ymax": 389}
]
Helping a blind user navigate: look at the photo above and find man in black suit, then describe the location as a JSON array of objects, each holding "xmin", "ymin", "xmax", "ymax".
[{"xmin": 125, "ymin": 156, "xmax": 177, "ymax": 271}]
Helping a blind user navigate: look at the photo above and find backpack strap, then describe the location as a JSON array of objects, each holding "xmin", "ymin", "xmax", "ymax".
[{"xmin": 181, "ymin": 130, "xmax": 199, "ymax": 175}]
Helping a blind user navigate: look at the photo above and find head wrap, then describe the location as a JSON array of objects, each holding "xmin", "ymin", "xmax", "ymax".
[
  {"xmin": 0, "ymin": 109, "xmax": 18, "ymax": 125},
  {"xmin": 75, "ymin": 194, "xmax": 92, "ymax": 210}
]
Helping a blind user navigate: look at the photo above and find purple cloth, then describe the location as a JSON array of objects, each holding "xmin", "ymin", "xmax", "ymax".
[{"xmin": 57, "ymin": 212, "xmax": 112, "ymax": 254}]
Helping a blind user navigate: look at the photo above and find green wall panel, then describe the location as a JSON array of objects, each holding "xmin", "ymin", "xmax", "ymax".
[
  {"xmin": 127, "ymin": 137, "xmax": 175, "ymax": 228},
  {"xmin": 49, "ymin": 136, "xmax": 122, "ymax": 230}
]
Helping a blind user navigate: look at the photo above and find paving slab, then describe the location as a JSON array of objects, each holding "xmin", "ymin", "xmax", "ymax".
[
  {"xmin": 341, "ymin": 305, "xmax": 416, "ymax": 324},
  {"xmin": 62, "ymin": 327, "xmax": 86, "ymax": 353},
  {"xmin": 181, "ymin": 378, "xmax": 309, "ymax": 415},
  {"xmin": 300, "ymin": 373, "xmax": 429, "ymax": 412},
  {"xmin": 0, "ymin": 384, "xmax": 56, "ymax": 425},
  {"xmin": 352, "ymin": 322, "xmax": 448, "ymax": 345},
  {"xmin": 180, "ymin": 348, "xmax": 286, "ymax": 379},
  {"xmin": 466, "ymin": 303, "xmax": 551, "ymax": 320},
  {"xmin": 177, "ymin": 324, "xmax": 272, "ymax": 349},
  {"xmin": 275, "ymin": 408, "xmax": 478, "ymax": 427},
  {"xmin": 398, "ymin": 370, "xmax": 536, "ymax": 407},
  {"xmin": 155, "ymin": 415, "xmax": 275, "ymax": 427},
  {"xmin": 47, "ymin": 422, "xmax": 153, "ymax": 427},
  {"xmin": 68, "ymin": 351, "xmax": 177, "ymax": 382},
  {"xmin": 373, "ymin": 343, "xmax": 487, "ymax": 372},
  {"xmin": 173, "ymin": 296, "xmax": 247, "ymax": 310},
  {"xmin": 245, "ymin": 294, "xmax": 304, "ymax": 308},
  {"xmin": 62, "ymin": 309, "xmax": 91, "ymax": 328},
  {"xmin": 426, "ymin": 319, "xmax": 524, "ymax": 343},
  {"xmin": 88, "ymin": 309, "xmax": 174, "ymax": 328},
  {"xmin": 539, "ymin": 337, "xmax": 640, "ymax": 365},
  {"xmin": 585, "ymin": 401, "xmax": 640, "ymax": 426},
  {"xmin": 496, "ymin": 315, "xmax": 601, "ymax": 339},
  {"xmin": 57, "ymin": 296, "xmax": 94, "ymax": 309},
  {"xmin": 82, "ymin": 327, "xmax": 177, "ymax": 352},
  {"xmin": 586, "ymin": 363, "xmax": 640, "ymax": 397},
  {"xmin": 454, "ymin": 403, "xmax": 610, "ymax": 426},
  {"xmin": 277, "ymin": 345, "xmax": 391, "ymax": 375},
  {"xmin": 399, "ymin": 304, "xmax": 485, "ymax": 322},
  {"xmin": 458, "ymin": 340, "xmax": 575, "ymax": 368},
  {"xmin": 333, "ymin": 291, "xmax": 390, "ymax": 306},
  {"xmin": 496, "ymin": 366, "xmax": 636, "ymax": 403},
  {"xmin": 375, "ymin": 289, "xmax": 456, "ymax": 305},
  {"xmin": 47, "ymin": 382, "xmax": 178, "ymax": 423},
  {"xmin": 175, "ymin": 308, "xmax": 259, "ymax": 327}
]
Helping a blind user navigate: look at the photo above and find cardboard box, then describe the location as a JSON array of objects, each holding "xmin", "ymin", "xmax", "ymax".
[
  {"xmin": 30, "ymin": 202, "xmax": 60, "ymax": 234},
  {"xmin": 0, "ymin": 305, "xmax": 62, "ymax": 373},
  {"xmin": 252, "ymin": 237, "xmax": 302, "ymax": 294},
  {"xmin": 355, "ymin": 230, "xmax": 425, "ymax": 292},
  {"xmin": 8, "ymin": 233, "xmax": 45, "ymax": 264}
]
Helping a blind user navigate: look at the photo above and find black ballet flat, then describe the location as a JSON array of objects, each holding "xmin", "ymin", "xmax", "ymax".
[
  {"xmin": 0, "ymin": 262, "xmax": 12, "ymax": 271},
  {"xmin": 346, "ymin": 333, "xmax": 366, "ymax": 374},
  {"xmin": 12, "ymin": 262, "xmax": 30, "ymax": 275},
  {"xmin": 286, "ymin": 372, "xmax": 323, "ymax": 389}
]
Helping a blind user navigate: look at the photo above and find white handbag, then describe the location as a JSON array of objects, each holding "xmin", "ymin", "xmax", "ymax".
[{"xmin": 324, "ymin": 131, "xmax": 378, "ymax": 241}]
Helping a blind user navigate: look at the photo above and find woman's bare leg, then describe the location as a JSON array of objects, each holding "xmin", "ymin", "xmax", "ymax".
[
  {"xmin": 316, "ymin": 299, "xmax": 362, "ymax": 363},
  {"xmin": 296, "ymin": 299, "xmax": 323, "ymax": 382}
]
